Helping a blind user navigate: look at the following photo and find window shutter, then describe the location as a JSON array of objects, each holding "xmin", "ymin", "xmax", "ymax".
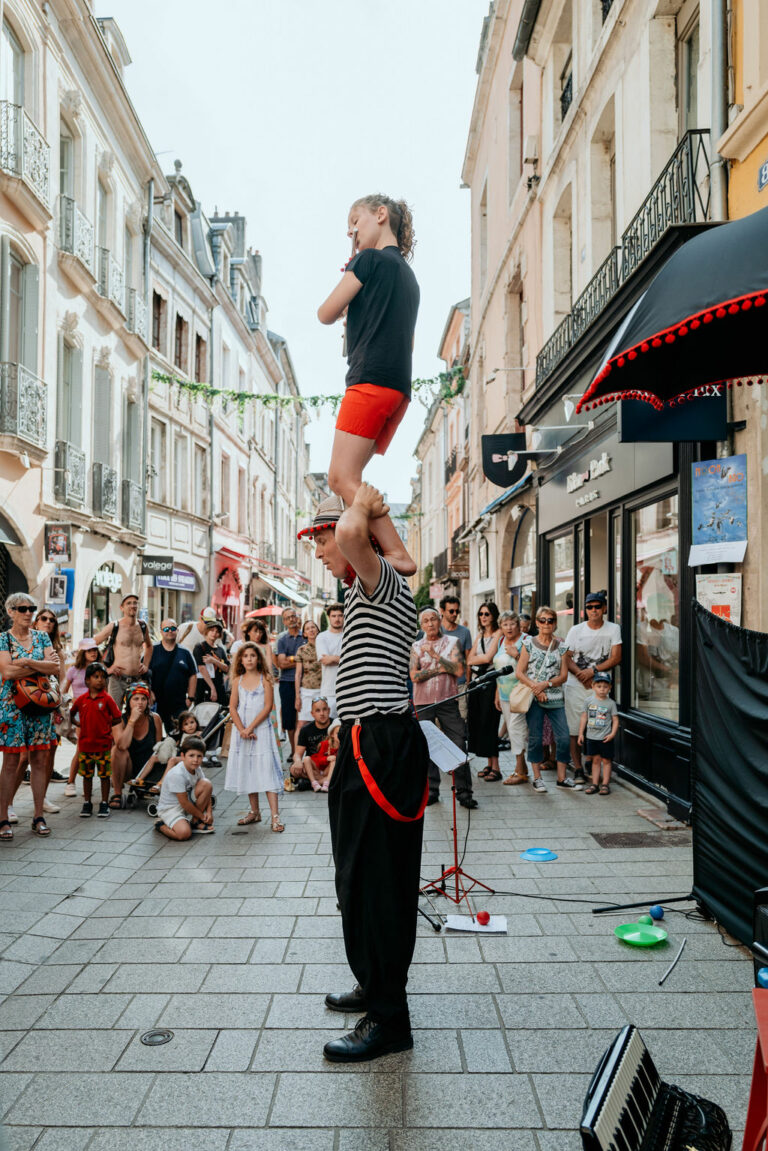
[
  {"xmin": 20, "ymin": 263, "xmax": 39, "ymax": 375},
  {"xmin": 0, "ymin": 236, "xmax": 10, "ymax": 363},
  {"xmin": 92, "ymin": 367, "xmax": 112, "ymax": 464},
  {"xmin": 70, "ymin": 346, "xmax": 83, "ymax": 447},
  {"xmin": 56, "ymin": 335, "xmax": 67, "ymax": 441}
]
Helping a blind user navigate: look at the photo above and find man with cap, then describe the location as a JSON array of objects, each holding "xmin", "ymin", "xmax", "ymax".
[
  {"xmin": 298, "ymin": 485, "xmax": 429, "ymax": 1064},
  {"xmin": 93, "ymin": 594, "xmax": 152, "ymax": 709},
  {"xmin": 563, "ymin": 592, "xmax": 622, "ymax": 784},
  {"xmin": 177, "ymin": 606, "xmax": 229, "ymax": 655},
  {"xmin": 149, "ymin": 619, "xmax": 198, "ymax": 734}
]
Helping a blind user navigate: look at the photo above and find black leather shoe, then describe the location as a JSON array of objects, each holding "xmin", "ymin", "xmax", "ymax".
[
  {"xmin": 323, "ymin": 1014, "xmax": 413, "ymax": 1063},
  {"xmin": 325, "ymin": 984, "xmax": 367, "ymax": 1013},
  {"xmin": 458, "ymin": 795, "xmax": 478, "ymax": 809}
]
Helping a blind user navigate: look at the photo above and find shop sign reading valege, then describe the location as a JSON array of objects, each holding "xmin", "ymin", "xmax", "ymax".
[{"xmin": 566, "ymin": 451, "xmax": 612, "ymax": 494}]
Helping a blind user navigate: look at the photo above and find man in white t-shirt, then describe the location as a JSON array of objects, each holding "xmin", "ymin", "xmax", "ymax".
[
  {"xmin": 314, "ymin": 603, "xmax": 343, "ymax": 718},
  {"xmin": 564, "ymin": 591, "xmax": 622, "ymax": 784}
]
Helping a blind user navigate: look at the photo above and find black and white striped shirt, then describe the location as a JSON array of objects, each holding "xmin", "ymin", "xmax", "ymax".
[{"xmin": 336, "ymin": 558, "xmax": 416, "ymax": 721}]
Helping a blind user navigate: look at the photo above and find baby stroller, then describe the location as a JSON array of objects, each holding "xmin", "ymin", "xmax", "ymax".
[{"xmin": 127, "ymin": 701, "xmax": 228, "ymax": 818}]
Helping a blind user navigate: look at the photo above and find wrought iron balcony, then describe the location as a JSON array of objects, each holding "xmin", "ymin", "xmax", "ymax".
[
  {"xmin": 0, "ymin": 101, "xmax": 50, "ymax": 209},
  {"xmin": 0, "ymin": 363, "xmax": 47, "ymax": 450},
  {"xmin": 96, "ymin": 247, "xmax": 125, "ymax": 313},
  {"xmin": 601, "ymin": 0, "xmax": 615, "ymax": 20},
  {"xmin": 535, "ymin": 130, "xmax": 711, "ymax": 388},
  {"xmin": 58, "ymin": 195, "xmax": 95, "ymax": 274},
  {"xmin": 92, "ymin": 461, "xmax": 118, "ymax": 519},
  {"xmin": 433, "ymin": 548, "xmax": 448, "ymax": 580},
  {"xmin": 122, "ymin": 479, "xmax": 143, "ymax": 531},
  {"xmin": 126, "ymin": 289, "xmax": 148, "ymax": 342},
  {"xmin": 55, "ymin": 440, "xmax": 86, "ymax": 507},
  {"xmin": 449, "ymin": 541, "xmax": 470, "ymax": 576},
  {"xmin": 560, "ymin": 72, "xmax": 573, "ymax": 121},
  {"xmin": 444, "ymin": 446, "xmax": 459, "ymax": 483}
]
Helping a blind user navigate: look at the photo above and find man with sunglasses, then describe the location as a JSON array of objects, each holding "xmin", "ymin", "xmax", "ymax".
[
  {"xmin": 563, "ymin": 592, "xmax": 622, "ymax": 785},
  {"xmin": 149, "ymin": 618, "xmax": 198, "ymax": 735},
  {"xmin": 439, "ymin": 596, "xmax": 472, "ymax": 714}
]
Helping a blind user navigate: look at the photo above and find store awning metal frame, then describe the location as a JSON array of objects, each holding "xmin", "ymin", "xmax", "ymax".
[{"xmin": 254, "ymin": 571, "xmax": 309, "ymax": 608}]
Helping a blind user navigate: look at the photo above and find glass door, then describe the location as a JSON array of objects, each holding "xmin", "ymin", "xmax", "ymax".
[
  {"xmin": 549, "ymin": 532, "xmax": 574, "ymax": 635},
  {"xmin": 631, "ymin": 494, "xmax": 680, "ymax": 721}
]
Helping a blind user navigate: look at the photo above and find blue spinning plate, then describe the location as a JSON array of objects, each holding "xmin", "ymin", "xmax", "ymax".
[{"xmin": 520, "ymin": 847, "xmax": 558, "ymax": 862}]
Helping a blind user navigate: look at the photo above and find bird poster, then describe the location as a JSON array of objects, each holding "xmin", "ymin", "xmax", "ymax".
[{"xmin": 689, "ymin": 455, "xmax": 748, "ymax": 566}]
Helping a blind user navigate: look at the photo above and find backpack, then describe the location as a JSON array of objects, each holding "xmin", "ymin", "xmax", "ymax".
[{"xmin": 103, "ymin": 619, "xmax": 148, "ymax": 668}]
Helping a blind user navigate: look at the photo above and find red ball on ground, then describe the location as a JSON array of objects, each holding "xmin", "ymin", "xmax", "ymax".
[{"xmin": 476, "ymin": 910, "xmax": 490, "ymax": 926}]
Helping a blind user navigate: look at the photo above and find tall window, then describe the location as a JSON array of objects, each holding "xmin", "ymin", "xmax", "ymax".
[
  {"xmin": 150, "ymin": 419, "xmax": 166, "ymax": 502},
  {"xmin": 194, "ymin": 443, "xmax": 207, "ymax": 516},
  {"xmin": 174, "ymin": 434, "xmax": 189, "ymax": 510},
  {"xmin": 174, "ymin": 209, "xmax": 184, "ymax": 247},
  {"xmin": 194, "ymin": 334, "xmax": 207, "ymax": 382},
  {"xmin": 152, "ymin": 292, "xmax": 165, "ymax": 352},
  {"xmin": 3, "ymin": 243, "xmax": 39, "ymax": 373},
  {"xmin": 678, "ymin": 10, "xmax": 700, "ymax": 134},
  {"xmin": 220, "ymin": 454, "xmax": 231, "ymax": 517},
  {"xmin": 1, "ymin": 19, "xmax": 24, "ymax": 105},
  {"xmin": 123, "ymin": 392, "xmax": 141, "ymax": 484},
  {"xmin": 92, "ymin": 367, "xmax": 112, "ymax": 466},
  {"xmin": 56, "ymin": 340, "xmax": 83, "ymax": 445},
  {"xmin": 8, "ymin": 252, "xmax": 23, "ymax": 365},
  {"xmin": 238, "ymin": 467, "xmax": 246, "ymax": 534},
  {"xmin": 60, "ymin": 131, "xmax": 74, "ymax": 198},
  {"xmin": 508, "ymin": 83, "xmax": 523, "ymax": 197},
  {"xmin": 124, "ymin": 225, "xmax": 134, "ymax": 290},
  {"xmin": 221, "ymin": 344, "xmax": 231, "ymax": 413},
  {"xmin": 174, "ymin": 314, "xmax": 188, "ymax": 373},
  {"xmin": 96, "ymin": 179, "xmax": 108, "ymax": 249},
  {"xmin": 632, "ymin": 495, "xmax": 679, "ymax": 721}
]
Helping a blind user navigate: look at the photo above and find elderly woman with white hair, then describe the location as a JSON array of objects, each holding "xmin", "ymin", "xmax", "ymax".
[
  {"xmin": 409, "ymin": 606, "xmax": 475, "ymax": 808},
  {"xmin": 0, "ymin": 592, "xmax": 60, "ymax": 840}
]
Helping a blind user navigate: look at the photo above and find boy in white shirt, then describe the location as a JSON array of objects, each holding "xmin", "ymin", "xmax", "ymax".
[{"xmin": 155, "ymin": 736, "xmax": 214, "ymax": 840}]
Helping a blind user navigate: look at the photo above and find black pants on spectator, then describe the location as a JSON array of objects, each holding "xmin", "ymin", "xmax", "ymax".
[
  {"xmin": 419, "ymin": 699, "xmax": 471, "ymax": 800},
  {"xmin": 329, "ymin": 714, "xmax": 429, "ymax": 1024}
]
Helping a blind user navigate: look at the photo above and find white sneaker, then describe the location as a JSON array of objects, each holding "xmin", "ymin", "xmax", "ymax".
[
  {"xmin": 8, "ymin": 807, "xmax": 18, "ymax": 823},
  {"xmin": 64, "ymin": 783, "xmax": 77, "ymax": 797},
  {"xmin": 532, "ymin": 778, "xmax": 548, "ymax": 793},
  {"xmin": 43, "ymin": 799, "xmax": 60, "ymax": 813}
]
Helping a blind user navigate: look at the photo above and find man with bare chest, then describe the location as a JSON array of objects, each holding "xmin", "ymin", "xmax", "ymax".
[{"xmin": 93, "ymin": 594, "xmax": 153, "ymax": 708}]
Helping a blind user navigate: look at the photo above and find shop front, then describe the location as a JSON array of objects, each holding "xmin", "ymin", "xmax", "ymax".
[
  {"xmin": 147, "ymin": 566, "xmax": 200, "ymax": 632},
  {"xmin": 85, "ymin": 565, "xmax": 124, "ymax": 635}
]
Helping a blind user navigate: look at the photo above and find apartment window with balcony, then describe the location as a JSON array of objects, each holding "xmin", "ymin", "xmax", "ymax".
[
  {"xmin": 238, "ymin": 467, "xmax": 246, "ymax": 534},
  {"xmin": 150, "ymin": 418, "xmax": 166, "ymax": 502},
  {"xmin": 123, "ymin": 392, "xmax": 141, "ymax": 484},
  {"xmin": 553, "ymin": 184, "xmax": 573, "ymax": 323},
  {"xmin": 194, "ymin": 443, "xmax": 207, "ymax": 516},
  {"xmin": 56, "ymin": 339, "xmax": 83, "ymax": 446},
  {"xmin": 93, "ymin": 367, "xmax": 112, "ymax": 465},
  {"xmin": 194, "ymin": 334, "xmax": 207, "ymax": 382},
  {"xmin": 152, "ymin": 292, "xmax": 165, "ymax": 353},
  {"xmin": 59, "ymin": 130, "xmax": 74, "ymax": 198},
  {"xmin": 2, "ymin": 240, "xmax": 39, "ymax": 376},
  {"xmin": 174, "ymin": 314, "xmax": 188, "ymax": 373},
  {"xmin": 590, "ymin": 96, "xmax": 617, "ymax": 267},
  {"xmin": 220, "ymin": 454, "xmax": 231, "ymax": 519},
  {"xmin": 124, "ymin": 224, "xmax": 134, "ymax": 291},
  {"xmin": 1, "ymin": 19, "xmax": 24, "ymax": 105},
  {"xmin": 174, "ymin": 433, "xmax": 189, "ymax": 511},
  {"xmin": 508, "ymin": 82, "xmax": 523, "ymax": 199},
  {"xmin": 174, "ymin": 209, "xmax": 184, "ymax": 247},
  {"xmin": 678, "ymin": 4, "xmax": 700, "ymax": 136},
  {"xmin": 96, "ymin": 178, "xmax": 108, "ymax": 249}
]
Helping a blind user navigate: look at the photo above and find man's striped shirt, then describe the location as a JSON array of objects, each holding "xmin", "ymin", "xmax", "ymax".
[{"xmin": 336, "ymin": 557, "xmax": 417, "ymax": 721}]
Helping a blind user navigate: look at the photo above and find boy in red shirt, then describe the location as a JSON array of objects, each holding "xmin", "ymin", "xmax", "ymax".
[{"xmin": 70, "ymin": 662, "xmax": 122, "ymax": 818}]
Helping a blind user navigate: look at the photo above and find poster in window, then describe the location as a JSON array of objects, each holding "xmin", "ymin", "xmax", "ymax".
[
  {"xmin": 689, "ymin": 455, "xmax": 748, "ymax": 566},
  {"xmin": 47, "ymin": 574, "xmax": 67, "ymax": 604},
  {"xmin": 696, "ymin": 574, "xmax": 742, "ymax": 627},
  {"xmin": 44, "ymin": 523, "xmax": 72, "ymax": 565}
]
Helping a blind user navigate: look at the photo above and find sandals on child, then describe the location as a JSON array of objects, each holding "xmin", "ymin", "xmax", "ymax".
[
  {"xmin": 271, "ymin": 815, "xmax": 284, "ymax": 833},
  {"xmin": 599, "ymin": 784, "xmax": 611, "ymax": 795},
  {"xmin": 31, "ymin": 816, "xmax": 51, "ymax": 837},
  {"xmin": 237, "ymin": 810, "xmax": 262, "ymax": 825}
]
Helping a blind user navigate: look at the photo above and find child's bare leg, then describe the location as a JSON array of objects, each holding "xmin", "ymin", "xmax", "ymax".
[
  {"xmin": 100, "ymin": 776, "xmax": 110, "ymax": 804},
  {"xmin": 601, "ymin": 757, "xmax": 612, "ymax": 788},
  {"xmin": 591, "ymin": 755, "xmax": 601, "ymax": 787},
  {"xmin": 133, "ymin": 755, "xmax": 158, "ymax": 784},
  {"xmin": 68, "ymin": 751, "xmax": 78, "ymax": 786},
  {"xmin": 194, "ymin": 779, "xmax": 214, "ymax": 825},
  {"xmin": 328, "ymin": 429, "xmax": 416, "ymax": 575},
  {"xmin": 159, "ymin": 819, "xmax": 191, "ymax": 841},
  {"xmin": 304, "ymin": 755, "xmax": 320, "ymax": 788},
  {"xmin": 325, "ymin": 756, "xmax": 336, "ymax": 785}
]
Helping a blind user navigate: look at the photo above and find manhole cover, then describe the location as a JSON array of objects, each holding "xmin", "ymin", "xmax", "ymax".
[
  {"xmin": 140, "ymin": 1029, "xmax": 174, "ymax": 1046},
  {"xmin": 591, "ymin": 831, "xmax": 692, "ymax": 849}
]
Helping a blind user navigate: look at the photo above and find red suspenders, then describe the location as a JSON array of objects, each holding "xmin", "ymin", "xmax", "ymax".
[{"xmin": 351, "ymin": 723, "xmax": 429, "ymax": 823}]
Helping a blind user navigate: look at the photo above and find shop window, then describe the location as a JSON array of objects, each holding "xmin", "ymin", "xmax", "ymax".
[
  {"xmin": 479, "ymin": 535, "xmax": 489, "ymax": 581},
  {"xmin": 549, "ymin": 532, "xmax": 574, "ymax": 634},
  {"xmin": 632, "ymin": 494, "xmax": 679, "ymax": 721}
]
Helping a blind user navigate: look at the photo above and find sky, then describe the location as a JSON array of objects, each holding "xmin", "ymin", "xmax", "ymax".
[{"xmin": 101, "ymin": 0, "xmax": 488, "ymax": 503}]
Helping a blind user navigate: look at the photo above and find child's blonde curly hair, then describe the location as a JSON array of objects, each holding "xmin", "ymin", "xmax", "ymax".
[{"xmin": 351, "ymin": 194, "xmax": 416, "ymax": 262}]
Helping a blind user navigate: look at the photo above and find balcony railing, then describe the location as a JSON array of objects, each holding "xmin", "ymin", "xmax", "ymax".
[
  {"xmin": 122, "ymin": 479, "xmax": 143, "ymax": 531},
  {"xmin": 0, "ymin": 363, "xmax": 47, "ymax": 449},
  {"xmin": 0, "ymin": 101, "xmax": 50, "ymax": 207},
  {"xmin": 450, "ymin": 541, "xmax": 470, "ymax": 576},
  {"xmin": 55, "ymin": 440, "xmax": 86, "ymax": 507},
  {"xmin": 560, "ymin": 72, "xmax": 573, "ymax": 121},
  {"xmin": 601, "ymin": 0, "xmax": 615, "ymax": 20},
  {"xmin": 433, "ymin": 548, "xmax": 448, "ymax": 580},
  {"xmin": 126, "ymin": 289, "xmax": 148, "ymax": 341},
  {"xmin": 97, "ymin": 247, "xmax": 125, "ymax": 313},
  {"xmin": 535, "ymin": 130, "xmax": 711, "ymax": 388},
  {"xmin": 444, "ymin": 446, "xmax": 459, "ymax": 483},
  {"xmin": 92, "ymin": 461, "xmax": 118, "ymax": 519},
  {"xmin": 58, "ymin": 195, "xmax": 95, "ymax": 274}
]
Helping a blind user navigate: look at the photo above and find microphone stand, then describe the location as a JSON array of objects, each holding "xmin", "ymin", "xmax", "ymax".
[{"xmin": 415, "ymin": 666, "xmax": 512, "ymax": 917}]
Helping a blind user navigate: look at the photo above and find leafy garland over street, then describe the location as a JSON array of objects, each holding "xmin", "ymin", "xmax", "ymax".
[{"xmin": 152, "ymin": 365, "xmax": 466, "ymax": 415}]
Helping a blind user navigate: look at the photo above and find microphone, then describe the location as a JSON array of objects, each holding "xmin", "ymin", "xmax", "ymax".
[{"xmin": 473, "ymin": 664, "xmax": 515, "ymax": 684}]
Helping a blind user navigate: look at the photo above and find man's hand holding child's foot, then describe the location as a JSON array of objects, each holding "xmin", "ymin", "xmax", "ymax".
[{"xmin": 351, "ymin": 483, "xmax": 417, "ymax": 576}]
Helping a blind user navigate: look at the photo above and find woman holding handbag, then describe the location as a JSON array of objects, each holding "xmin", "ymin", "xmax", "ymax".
[
  {"xmin": 514, "ymin": 606, "xmax": 581, "ymax": 794},
  {"xmin": 0, "ymin": 593, "xmax": 61, "ymax": 840},
  {"xmin": 492, "ymin": 611, "xmax": 530, "ymax": 786},
  {"xmin": 466, "ymin": 601, "xmax": 502, "ymax": 781}
]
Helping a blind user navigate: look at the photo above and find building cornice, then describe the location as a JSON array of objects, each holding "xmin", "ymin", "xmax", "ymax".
[
  {"xmin": 718, "ymin": 79, "xmax": 768, "ymax": 161},
  {"xmin": 462, "ymin": 0, "xmax": 510, "ymax": 185}
]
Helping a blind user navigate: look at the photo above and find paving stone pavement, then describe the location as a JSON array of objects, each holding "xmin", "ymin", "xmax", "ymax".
[{"xmin": 0, "ymin": 746, "xmax": 756, "ymax": 1149}]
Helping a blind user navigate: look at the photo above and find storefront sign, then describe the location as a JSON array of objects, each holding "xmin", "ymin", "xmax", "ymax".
[
  {"xmin": 93, "ymin": 567, "xmax": 122, "ymax": 592},
  {"xmin": 45, "ymin": 523, "xmax": 72, "ymax": 565},
  {"xmin": 538, "ymin": 432, "xmax": 673, "ymax": 534},
  {"xmin": 156, "ymin": 568, "xmax": 197, "ymax": 592},
  {"xmin": 689, "ymin": 455, "xmax": 748, "ymax": 566},
  {"xmin": 482, "ymin": 433, "xmax": 528, "ymax": 488},
  {"xmin": 619, "ymin": 390, "xmax": 727, "ymax": 443},
  {"xmin": 696, "ymin": 573, "xmax": 742, "ymax": 626},
  {"xmin": 141, "ymin": 555, "xmax": 174, "ymax": 576}
]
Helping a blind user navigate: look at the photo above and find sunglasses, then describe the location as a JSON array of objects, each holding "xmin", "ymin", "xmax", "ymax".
[
  {"xmin": 445, "ymin": 608, "xmax": 459, "ymax": 614},
  {"xmin": 312, "ymin": 695, "xmax": 328, "ymax": 704},
  {"xmin": 13, "ymin": 606, "xmax": 35, "ymax": 613},
  {"xmin": 537, "ymin": 617, "xmax": 556, "ymax": 624},
  {"xmin": 586, "ymin": 605, "xmax": 603, "ymax": 610},
  {"xmin": 478, "ymin": 611, "xmax": 491, "ymax": 617},
  {"xmin": 37, "ymin": 616, "xmax": 56, "ymax": 623},
  {"xmin": 162, "ymin": 627, "xmax": 178, "ymax": 633}
]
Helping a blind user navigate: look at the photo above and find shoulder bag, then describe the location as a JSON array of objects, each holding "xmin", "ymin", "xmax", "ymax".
[{"xmin": 6, "ymin": 633, "xmax": 61, "ymax": 715}]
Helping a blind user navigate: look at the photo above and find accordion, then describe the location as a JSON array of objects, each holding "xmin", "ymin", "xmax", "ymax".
[{"xmin": 580, "ymin": 1025, "xmax": 732, "ymax": 1151}]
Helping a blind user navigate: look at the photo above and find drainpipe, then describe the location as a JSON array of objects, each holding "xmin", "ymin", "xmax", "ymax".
[
  {"xmin": 273, "ymin": 392, "xmax": 279, "ymax": 564},
  {"xmin": 709, "ymin": 0, "xmax": 731, "ymax": 452},
  {"xmin": 207, "ymin": 298, "xmax": 217, "ymax": 605},
  {"xmin": 142, "ymin": 179, "xmax": 153, "ymax": 537}
]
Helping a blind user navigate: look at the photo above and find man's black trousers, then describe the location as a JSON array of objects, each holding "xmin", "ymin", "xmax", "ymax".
[{"xmin": 329, "ymin": 714, "xmax": 429, "ymax": 1023}]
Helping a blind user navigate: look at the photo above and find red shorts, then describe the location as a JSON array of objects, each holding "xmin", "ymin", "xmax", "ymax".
[{"xmin": 335, "ymin": 383, "xmax": 409, "ymax": 455}]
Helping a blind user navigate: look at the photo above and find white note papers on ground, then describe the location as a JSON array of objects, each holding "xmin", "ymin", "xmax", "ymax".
[
  {"xmin": 418, "ymin": 721, "xmax": 468, "ymax": 775},
  {"xmin": 445, "ymin": 915, "xmax": 508, "ymax": 935}
]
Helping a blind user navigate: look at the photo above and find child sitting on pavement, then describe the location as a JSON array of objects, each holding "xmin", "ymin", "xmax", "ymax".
[
  {"xmin": 129, "ymin": 710, "xmax": 201, "ymax": 794},
  {"xmin": 290, "ymin": 696, "xmax": 340, "ymax": 792},
  {"xmin": 577, "ymin": 671, "xmax": 619, "ymax": 795},
  {"xmin": 155, "ymin": 735, "xmax": 214, "ymax": 840},
  {"xmin": 69, "ymin": 662, "xmax": 122, "ymax": 818}
]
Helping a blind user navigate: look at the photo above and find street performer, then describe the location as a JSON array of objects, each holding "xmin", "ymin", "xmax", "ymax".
[{"xmin": 298, "ymin": 485, "xmax": 429, "ymax": 1063}]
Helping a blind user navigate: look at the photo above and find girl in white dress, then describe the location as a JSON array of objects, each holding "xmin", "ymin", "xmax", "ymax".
[{"xmin": 225, "ymin": 642, "xmax": 284, "ymax": 832}]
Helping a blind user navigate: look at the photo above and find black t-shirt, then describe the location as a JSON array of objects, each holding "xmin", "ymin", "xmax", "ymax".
[
  {"xmin": 150, "ymin": 643, "xmax": 197, "ymax": 714},
  {"xmin": 193, "ymin": 641, "xmax": 228, "ymax": 698},
  {"xmin": 297, "ymin": 720, "xmax": 334, "ymax": 757},
  {"xmin": 345, "ymin": 246, "xmax": 420, "ymax": 397}
]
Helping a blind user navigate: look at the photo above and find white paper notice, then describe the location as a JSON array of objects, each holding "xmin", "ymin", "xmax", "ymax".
[
  {"xmin": 445, "ymin": 915, "xmax": 508, "ymax": 935},
  {"xmin": 688, "ymin": 540, "xmax": 747, "ymax": 566},
  {"xmin": 418, "ymin": 721, "xmax": 467, "ymax": 774},
  {"xmin": 696, "ymin": 573, "xmax": 743, "ymax": 626}
]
